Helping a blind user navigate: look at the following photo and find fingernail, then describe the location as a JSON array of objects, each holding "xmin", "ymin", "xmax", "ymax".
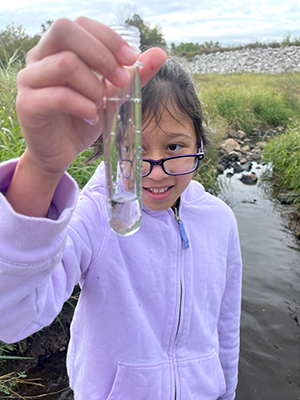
[
  {"xmin": 84, "ymin": 113, "xmax": 100, "ymax": 126},
  {"xmin": 121, "ymin": 45, "xmax": 136, "ymax": 63},
  {"xmin": 116, "ymin": 66, "xmax": 130, "ymax": 85}
]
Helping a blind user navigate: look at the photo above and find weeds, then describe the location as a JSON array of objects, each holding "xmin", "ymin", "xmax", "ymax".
[
  {"xmin": 0, "ymin": 108, "xmax": 25, "ymax": 162},
  {"xmin": 67, "ymin": 150, "xmax": 100, "ymax": 190},
  {"xmin": 196, "ymin": 72, "xmax": 300, "ymax": 134},
  {"xmin": 0, "ymin": 341, "xmax": 35, "ymax": 397},
  {"xmin": 0, "ymin": 55, "xmax": 21, "ymax": 123},
  {"xmin": 263, "ymin": 124, "xmax": 300, "ymax": 196},
  {"xmin": 195, "ymin": 119, "xmax": 227, "ymax": 193},
  {"xmin": 0, "ymin": 341, "xmax": 33, "ymax": 366},
  {"xmin": 0, "ymin": 372, "xmax": 44, "ymax": 398}
]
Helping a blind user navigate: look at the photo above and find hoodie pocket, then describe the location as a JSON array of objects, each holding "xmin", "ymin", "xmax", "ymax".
[
  {"xmin": 178, "ymin": 350, "xmax": 226, "ymax": 400},
  {"xmin": 106, "ymin": 360, "xmax": 171, "ymax": 400}
]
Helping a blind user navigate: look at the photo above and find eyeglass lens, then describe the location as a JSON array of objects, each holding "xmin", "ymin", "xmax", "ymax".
[{"xmin": 142, "ymin": 156, "xmax": 198, "ymax": 176}]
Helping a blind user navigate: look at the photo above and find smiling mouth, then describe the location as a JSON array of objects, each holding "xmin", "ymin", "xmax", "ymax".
[{"xmin": 144, "ymin": 187, "xmax": 171, "ymax": 194}]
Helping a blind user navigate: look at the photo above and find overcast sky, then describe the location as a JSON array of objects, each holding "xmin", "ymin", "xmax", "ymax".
[{"xmin": 1, "ymin": 0, "xmax": 300, "ymax": 46}]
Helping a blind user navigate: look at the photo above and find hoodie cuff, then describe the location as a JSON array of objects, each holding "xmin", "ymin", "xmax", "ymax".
[
  {"xmin": 218, "ymin": 391, "xmax": 236, "ymax": 400},
  {"xmin": 0, "ymin": 158, "xmax": 78, "ymax": 262}
]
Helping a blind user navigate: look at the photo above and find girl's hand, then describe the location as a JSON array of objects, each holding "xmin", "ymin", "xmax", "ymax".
[
  {"xmin": 16, "ymin": 17, "xmax": 166, "ymax": 176},
  {"xmin": 6, "ymin": 17, "xmax": 166, "ymax": 217}
]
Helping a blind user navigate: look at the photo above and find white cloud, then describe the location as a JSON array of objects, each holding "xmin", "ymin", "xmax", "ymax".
[{"xmin": 1, "ymin": 0, "xmax": 299, "ymax": 45}]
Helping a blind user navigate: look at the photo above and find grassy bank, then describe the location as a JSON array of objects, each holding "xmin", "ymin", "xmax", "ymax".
[
  {"xmin": 195, "ymin": 72, "xmax": 300, "ymax": 134},
  {"xmin": 193, "ymin": 72, "xmax": 300, "ymax": 195},
  {"xmin": 1, "ymin": 64, "xmax": 300, "ymax": 191},
  {"xmin": 263, "ymin": 125, "xmax": 300, "ymax": 195}
]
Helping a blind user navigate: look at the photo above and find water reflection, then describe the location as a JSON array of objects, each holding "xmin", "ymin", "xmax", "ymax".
[{"xmin": 218, "ymin": 162, "xmax": 300, "ymax": 400}]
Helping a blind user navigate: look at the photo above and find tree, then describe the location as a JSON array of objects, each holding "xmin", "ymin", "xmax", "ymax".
[
  {"xmin": 41, "ymin": 20, "xmax": 54, "ymax": 34},
  {"xmin": 0, "ymin": 23, "xmax": 40, "ymax": 65},
  {"xmin": 125, "ymin": 14, "xmax": 166, "ymax": 49}
]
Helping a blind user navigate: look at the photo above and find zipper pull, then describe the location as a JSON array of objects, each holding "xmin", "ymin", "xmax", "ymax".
[{"xmin": 174, "ymin": 207, "xmax": 190, "ymax": 249}]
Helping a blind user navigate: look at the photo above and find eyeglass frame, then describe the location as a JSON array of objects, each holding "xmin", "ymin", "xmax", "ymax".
[
  {"xmin": 141, "ymin": 141, "xmax": 205, "ymax": 177},
  {"xmin": 119, "ymin": 142, "xmax": 205, "ymax": 178}
]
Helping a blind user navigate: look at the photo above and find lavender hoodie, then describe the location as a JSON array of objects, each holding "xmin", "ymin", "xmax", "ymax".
[{"xmin": 0, "ymin": 159, "xmax": 242, "ymax": 400}]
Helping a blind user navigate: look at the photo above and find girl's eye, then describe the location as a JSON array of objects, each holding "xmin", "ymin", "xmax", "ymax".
[{"xmin": 168, "ymin": 144, "xmax": 182, "ymax": 151}]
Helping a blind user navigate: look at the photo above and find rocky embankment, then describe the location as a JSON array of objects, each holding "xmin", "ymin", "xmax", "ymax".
[
  {"xmin": 218, "ymin": 127, "xmax": 300, "ymax": 238},
  {"xmin": 188, "ymin": 46, "xmax": 300, "ymax": 74}
]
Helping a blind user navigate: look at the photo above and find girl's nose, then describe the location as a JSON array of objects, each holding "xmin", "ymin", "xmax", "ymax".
[{"xmin": 147, "ymin": 164, "xmax": 168, "ymax": 180}]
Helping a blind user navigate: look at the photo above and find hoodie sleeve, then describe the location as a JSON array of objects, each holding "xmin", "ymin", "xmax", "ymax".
[
  {"xmin": 217, "ymin": 217, "xmax": 243, "ymax": 400},
  {"xmin": 0, "ymin": 159, "xmax": 100, "ymax": 344}
]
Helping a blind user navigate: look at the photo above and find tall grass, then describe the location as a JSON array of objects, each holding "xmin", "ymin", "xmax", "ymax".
[
  {"xmin": 0, "ymin": 58, "xmax": 100, "ymax": 189},
  {"xmin": 2, "ymin": 60, "xmax": 300, "ymax": 193},
  {"xmin": 0, "ymin": 54, "xmax": 20, "ymax": 123},
  {"xmin": 0, "ymin": 107, "xmax": 26, "ymax": 161},
  {"xmin": 195, "ymin": 118, "xmax": 227, "ymax": 194},
  {"xmin": 195, "ymin": 72, "xmax": 300, "ymax": 134},
  {"xmin": 67, "ymin": 151, "xmax": 100, "ymax": 190},
  {"xmin": 263, "ymin": 125, "xmax": 300, "ymax": 194}
]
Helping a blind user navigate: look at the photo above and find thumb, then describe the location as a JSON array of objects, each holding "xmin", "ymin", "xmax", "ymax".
[{"xmin": 138, "ymin": 48, "xmax": 167, "ymax": 87}]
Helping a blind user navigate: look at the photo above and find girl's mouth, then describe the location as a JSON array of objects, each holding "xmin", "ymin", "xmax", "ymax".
[
  {"xmin": 145, "ymin": 187, "xmax": 170, "ymax": 194},
  {"xmin": 142, "ymin": 186, "xmax": 174, "ymax": 202}
]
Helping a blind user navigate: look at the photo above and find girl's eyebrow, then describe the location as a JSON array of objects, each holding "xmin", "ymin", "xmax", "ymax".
[{"xmin": 168, "ymin": 133, "xmax": 193, "ymax": 141}]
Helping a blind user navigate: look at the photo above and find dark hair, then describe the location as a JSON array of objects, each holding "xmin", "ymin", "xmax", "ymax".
[
  {"xmin": 141, "ymin": 57, "xmax": 208, "ymax": 150},
  {"xmin": 89, "ymin": 57, "xmax": 208, "ymax": 160}
]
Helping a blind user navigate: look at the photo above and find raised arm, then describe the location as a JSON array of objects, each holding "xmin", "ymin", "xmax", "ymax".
[{"xmin": 5, "ymin": 17, "xmax": 166, "ymax": 217}]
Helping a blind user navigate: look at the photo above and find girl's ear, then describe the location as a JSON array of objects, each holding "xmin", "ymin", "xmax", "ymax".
[{"xmin": 138, "ymin": 48, "xmax": 167, "ymax": 87}]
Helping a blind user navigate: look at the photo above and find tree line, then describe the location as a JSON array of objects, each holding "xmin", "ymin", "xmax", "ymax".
[
  {"xmin": 1, "ymin": 14, "xmax": 300, "ymax": 67},
  {"xmin": 0, "ymin": 15, "xmax": 167, "ymax": 66}
]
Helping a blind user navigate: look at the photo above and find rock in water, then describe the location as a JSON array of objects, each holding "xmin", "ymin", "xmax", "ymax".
[
  {"xmin": 240, "ymin": 173, "xmax": 258, "ymax": 185},
  {"xmin": 277, "ymin": 193, "xmax": 300, "ymax": 204}
]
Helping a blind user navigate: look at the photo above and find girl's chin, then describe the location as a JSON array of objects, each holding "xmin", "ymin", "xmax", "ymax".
[{"xmin": 142, "ymin": 186, "xmax": 177, "ymax": 210}]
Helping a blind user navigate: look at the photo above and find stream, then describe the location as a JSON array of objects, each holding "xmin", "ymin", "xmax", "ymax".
[
  {"xmin": 219, "ymin": 162, "xmax": 300, "ymax": 400},
  {"xmin": 18, "ymin": 162, "xmax": 300, "ymax": 400}
]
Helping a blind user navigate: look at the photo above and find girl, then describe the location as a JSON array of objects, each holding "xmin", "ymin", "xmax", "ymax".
[{"xmin": 0, "ymin": 18, "xmax": 242, "ymax": 400}]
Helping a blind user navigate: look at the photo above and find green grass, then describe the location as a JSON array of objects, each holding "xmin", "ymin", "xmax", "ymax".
[
  {"xmin": 263, "ymin": 125, "xmax": 300, "ymax": 194},
  {"xmin": 0, "ymin": 56, "xmax": 20, "ymax": 123},
  {"xmin": 2, "ymin": 60, "xmax": 300, "ymax": 193},
  {"xmin": 195, "ymin": 72, "xmax": 300, "ymax": 134},
  {"xmin": 0, "ymin": 107, "xmax": 26, "ymax": 161}
]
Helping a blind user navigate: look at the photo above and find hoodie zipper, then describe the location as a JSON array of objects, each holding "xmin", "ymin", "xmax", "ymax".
[
  {"xmin": 173, "ymin": 203, "xmax": 190, "ymax": 249},
  {"xmin": 171, "ymin": 200, "xmax": 188, "ymax": 399},
  {"xmin": 174, "ymin": 281, "xmax": 183, "ymax": 399}
]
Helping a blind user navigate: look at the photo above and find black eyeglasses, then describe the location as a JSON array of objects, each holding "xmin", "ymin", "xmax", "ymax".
[
  {"xmin": 120, "ymin": 142, "xmax": 204, "ymax": 178},
  {"xmin": 141, "ymin": 152, "xmax": 204, "ymax": 177}
]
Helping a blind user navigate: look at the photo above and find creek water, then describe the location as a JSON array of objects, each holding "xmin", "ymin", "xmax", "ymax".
[
  {"xmin": 19, "ymin": 162, "xmax": 300, "ymax": 399},
  {"xmin": 218, "ymin": 162, "xmax": 300, "ymax": 400}
]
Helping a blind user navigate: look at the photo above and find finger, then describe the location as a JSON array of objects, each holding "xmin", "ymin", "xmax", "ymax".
[
  {"xmin": 16, "ymin": 86, "xmax": 98, "ymax": 123},
  {"xmin": 19, "ymin": 51, "xmax": 104, "ymax": 104},
  {"xmin": 74, "ymin": 17, "xmax": 138, "ymax": 66},
  {"xmin": 28, "ymin": 18, "xmax": 135, "ymax": 87},
  {"xmin": 138, "ymin": 48, "xmax": 167, "ymax": 87}
]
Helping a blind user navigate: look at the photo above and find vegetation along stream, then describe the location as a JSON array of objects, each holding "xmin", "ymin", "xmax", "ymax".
[{"xmin": 220, "ymin": 162, "xmax": 300, "ymax": 400}]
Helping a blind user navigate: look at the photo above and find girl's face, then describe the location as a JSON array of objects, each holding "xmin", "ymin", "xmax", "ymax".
[{"xmin": 141, "ymin": 109, "xmax": 198, "ymax": 211}]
